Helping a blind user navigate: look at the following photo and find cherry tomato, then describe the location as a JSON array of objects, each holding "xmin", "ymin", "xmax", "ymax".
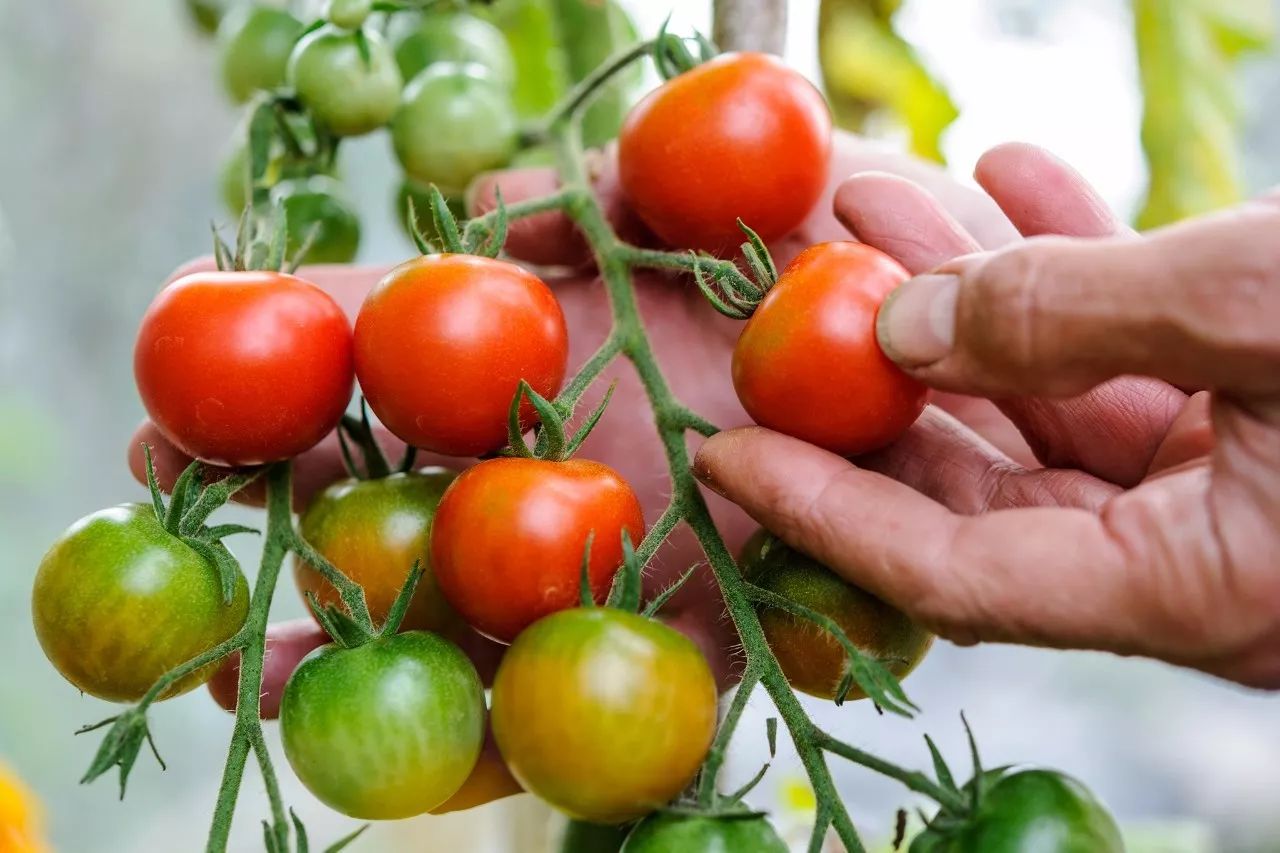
[
  {"xmin": 618, "ymin": 52, "xmax": 831, "ymax": 254},
  {"xmin": 912, "ymin": 770, "xmax": 1123, "ymax": 852},
  {"xmin": 280, "ymin": 631, "xmax": 485, "ymax": 819},
  {"xmin": 391, "ymin": 63, "xmax": 519, "ymax": 195},
  {"xmin": 206, "ymin": 618, "xmax": 329, "ymax": 719},
  {"xmin": 326, "ymin": 0, "xmax": 372, "ymax": 31},
  {"xmin": 134, "ymin": 271, "xmax": 354, "ymax": 466},
  {"xmin": 295, "ymin": 469, "xmax": 461, "ymax": 634},
  {"xmin": 216, "ymin": 5, "xmax": 303, "ymax": 103},
  {"xmin": 393, "ymin": 10, "xmax": 515, "ymax": 89},
  {"xmin": 288, "ymin": 25, "xmax": 403, "ymax": 137},
  {"xmin": 741, "ymin": 529, "xmax": 932, "ymax": 701},
  {"xmin": 733, "ymin": 242, "xmax": 928, "ymax": 456},
  {"xmin": 431, "ymin": 457, "xmax": 645, "ymax": 643},
  {"xmin": 269, "ymin": 175, "xmax": 361, "ymax": 264},
  {"xmin": 429, "ymin": 728, "xmax": 523, "ymax": 815},
  {"xmin": 491, "ymin": 608, "xmax": 717, "ymax": 823},
  {"xmin": 622, "ymin": 812, "xmax": 789, "ymax": 853},
  {"xmin": 353, "ymin": 254, "xmax": 568, "ymax": 457},
  {"xmin": 32, "ymin": 504, "xmax": 249, "ymax": 703}
]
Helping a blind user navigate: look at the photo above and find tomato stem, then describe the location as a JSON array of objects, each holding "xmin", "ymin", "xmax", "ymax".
[{"xmin": 814, "ymin": 729, "xmax": 970, "ymax": 816}]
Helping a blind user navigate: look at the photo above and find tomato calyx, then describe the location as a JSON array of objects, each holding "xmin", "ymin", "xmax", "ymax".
[
  {"xmin": 264, "ymin": 807, "xmax": 367, "ymax": 853},
  {"xmin": 690, "ymin": 219, "xmax": 780, "ymax": 320},
  {"xmin": 651, "ymin": 15, "xmax": 717, "ymax": 81},
  {"xmin": 502, "ymin": 378, "xmax": 615, "ymax": 463},
  {"xmin": 335, "ymin": 398, "xmax": 417, "ymax": 480},
  {"xmin": 405, "ymin": 181, "xmax": 509, "ymax": 258},
  {"xmin": 305, "ymin": 551, "xmax": 424, "ymax": 649}
]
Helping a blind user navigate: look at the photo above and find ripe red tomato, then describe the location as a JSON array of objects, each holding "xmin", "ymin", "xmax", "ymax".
[
  {"xmin": 733, "ymin": 242, "xmax": 928, "ymax": 456},
  {"xmin": 431, "ymin": 457, "xmax": 645, "ymax": 643},
  {"xmin": 618, "ymin": 52, "xmax": 831, "ymax": 254},
  {"xmin": 354, "ymin": 255, "xmax": 568, "ymax": 457},
  {"xmin": 491, "ymin": 607, "xmax": 717, "ymax": 823},
  {"xmin": 134, "ymin": 271, "xmax": 354, "ymax": 466}
]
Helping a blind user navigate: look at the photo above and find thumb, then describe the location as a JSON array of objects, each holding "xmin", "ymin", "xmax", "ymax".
[{"xmin": 875, "ymin": 199, "xmax": 1280, "ymax": 401}]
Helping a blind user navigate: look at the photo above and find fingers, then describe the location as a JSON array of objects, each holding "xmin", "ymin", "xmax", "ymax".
[
  {"xmin": 878, "ymin": 202, "xmax": 1280, "ymax": 401},
  {"xmin": 834, "ymin": 172, "xmax": 981, "ymax": 273}
]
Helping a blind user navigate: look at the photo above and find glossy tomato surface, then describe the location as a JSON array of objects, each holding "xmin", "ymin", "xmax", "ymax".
[
  {"xmin": 393, "ymin": 9, "xmax": 515, "ymax": 88},
  {"xmin": 911, "ymin": 770, "xmax": 1124, "ymax": 852},
  {"xmin": 741, "ymin": 529, "xmax": 932, "ymax": 701},
  {"xmin": 134, "ymin": 271, "xmax": 354, "ymax": 466},
  {"xmin": 733, "ymin": 242, "xmax": 928, "ymax": 456},
  {"xmin": 618, "ymin": 52, "xmax": 831, "ymax": 254},
  {"xmin": 280, "ymin": 631, "xmax": 485, "ymax": 819},
  {"xmin": 295, "ymin": 469, "xmax": 461, "ymax": 634},
  {"xmin": 216, "ymin": 4, "xmax": 303, "ymax": 103},
  {"xmin": 622, "ymin": 812, "xmax": 789, "ymax": 853},
  {"xmin": 354, "ymin": 254, "xmax": 568, "ymax": 457},
  {"xmin": 269, "ymin": 175, "xmax": 361, "ymax": 264},
  {"xmin": 431, "ymin": 457, "xmax": 644, "ymax": 643},
  {"xmin": 492, "ymin": 608, "xmax": 717, "ymax": 823},
  {"xmin": 33, "ymin": 504, "xmax": 249, "ymax": 702}
]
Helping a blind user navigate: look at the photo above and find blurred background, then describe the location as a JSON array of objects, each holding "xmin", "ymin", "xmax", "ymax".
[{"xmin": 3, "ymin": 0, "xmax": 1280, "ymax": 850}]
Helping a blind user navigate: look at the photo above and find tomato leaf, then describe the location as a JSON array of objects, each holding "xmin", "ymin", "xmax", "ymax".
[
  {"xmin": 323, "ymin": 823, "xmax": 369, "ymax": 853},
  {"xmin": 924, "ymin": 734, "xmax": 958, "ymax": 794},
  {"xmin": 428, "ymin": 184, "xmax": 466, "ymax": 254},
  {"xmin": 77, "ymin": 708, "xmax": 165, "ymax": 800},
  {"xmin": 818, "ymin": 0, "xmax": 958, "ymax": 163},
  {"xmin": 522, "ymin": 381, "xmax": 568, "ymax": 461},
  {"xmin": 1133, "ymin": 0, "xmax": 1273, "ymax": 228},
  {"xmin": 379, "ymin": 560, "xmax": 424, "ymax": 637},
  {"xmin": 165, "ymin": 460, "xmax": 204, "ymax": 534}
]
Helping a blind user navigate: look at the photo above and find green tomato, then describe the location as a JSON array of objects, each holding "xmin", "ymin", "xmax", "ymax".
[
  {"xmin": 31, "ymin": 504, "xmax": 250, "ymax": 703},
  {"xmin": 393, "ymin": 10, "xmax": 516, "ymax": 89},
  {"xmin": 216, "ymin": 4, "xmax": 304, "ymax": 103},
  {"xmin": 911, "ymin": 770, "xmax": 1124, "ymax": 853},
  {"xmin": 326, "ymin": 0, "xmax": 372, "ymax": 31},
  {"xmin": 280, "ymin": 631, "xmax": 486, "ymax": 819},
  {"xmin": 741, "ymin": 529, "xmax": 933, "ymax": 702},
  {"xmin": 622, "ymin": 812, "xmax": 789, "ymax": 853},
  {"xmin": 269, "ymin": 175, "xmax": 361, "ymax": 264},
  {"xmin": 391, "ymin": 63, "xmax": 518, "ymax": 195},
  {"xmin": 288, "ymin": 25, "xmax": 403, "ymax": 137},
  {"xmin": 394, "ymin": 179, "xmax": 464, "ymax": 246},
  {"xmin": 185, "ymin": 0, "xmax": 228, "ymax": 35}
]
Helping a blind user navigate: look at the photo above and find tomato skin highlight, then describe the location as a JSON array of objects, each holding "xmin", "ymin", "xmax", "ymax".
[
  {"xmin": 741, "ymin": 530, "xmax": 932, "ymax": 701},
  {"xmin": 431, "ymin": 457, "xmax": 645, "ymax": 643},
  {"xmin": 295, "ymin": 469, "xmax": 462, "ymax": 635},
  {"xmin": 280, "ymin": 631, "xmax": 485, "ymax": 820},
  {"xmin": 733, "ymin": 242, "xmax": 928, "ymax": 456},
  {"xmin": 354, "ymin": 254, "xmax": 568, "ymax": 457},
  {"xmin": 32, "ymin": 504, "xmax": 249, "ymax": 703},
  {"xmin": 911, "ymin": 770, "xmax": 1124, "ymax": 852},
  {"xmin": 134, "ymin": 271, "xmax": 354, "ymax": 466},
  {"xmin": 492, "ymin": 608, "xmax": 718, "ymax": 824},
  {"xmin": 618, "ymin": 52, "xmax": 831, "ymax": 254},
  {"xmin": 622, "ymin": 812, "xmax": 789, "ymax": 853}
]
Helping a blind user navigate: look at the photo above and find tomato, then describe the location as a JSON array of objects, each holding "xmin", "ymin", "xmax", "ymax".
[
  {"xmin": 353, "ymin": 254, "xmax": 568, "ymax": 457},
  {"xmin": 618, "ymin": 52, "xmax": 831, "ymax": 254},
  {"xmin": 326, "ymin": 0, "xmax": 372, "ymax": 31},
  {"xmin": 206, "ymin": 618, "xmax": 328, "ymax": 719},
  {"xmin": 269, "ymin": 175, "xmax": 361, "ymax": 264},
  {"xmin": 294, "ymin": 469, "xmax": 460, "ymax": 634},
  {"xmin": 429, "ymin": 728, "xmax": 523, "ymax": 814},
  {"xmin": 911, "ymin": 770, "xmax": 1124, "ymax": 852},
  {"xmin": 216, "ymin": 5, "xmax": 304, "ymax": 103},
  {"xmin": 733, "ymin": 242, "xmax": 928, "ymax": 456},
  {"xmin": 622, "ymin": 812, "xmax": 789, "ymax": 853},
  {"xmin": 393, "ymin": 10, "xmax": 516, "ymax": 89},
  {"xmin": 288, "ymin": 25, "xmax": 403, "ymax": 137},
  {"xmin": 431, "ymin": 458, "xmax": 645, "ymax": 643},
  {"xmin": 280, "ymin": 631, "xmax": 485, "ymax": 819},
  {"xmin": 491, "ymin": 608, "xmax": 717, "ymax": 823},
  {"xmin": 394, "ymin": 179, "xmax": 464, "ymax": 245},
  {"xmin": 32, "ymin": 504, "xmax": 249, "ymax": 703},
  {"xmin": 741, "ymin": 530, "xmax": 932, "ymax": 701},
  {"xmin": 134, "ymin": 271, "xmax": 354, "ymax": 466},
  {"xmin": 391, "ymin": 63, "xmax": 519, "ymax": 194}
]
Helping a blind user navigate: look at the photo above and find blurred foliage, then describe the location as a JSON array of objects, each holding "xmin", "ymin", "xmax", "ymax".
[
  {"xmin": 817, "ymin": 0, "xmax": 958, "ymax": 162},
  {"xmin": 1133, "ymin": 0, "xmax": 1273, "ymax": 228}
]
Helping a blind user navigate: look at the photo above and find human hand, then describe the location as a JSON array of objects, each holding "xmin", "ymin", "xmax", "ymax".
[{"xmin": 694, "ymin": 143, "xmax": 1280, "ymax": 688}]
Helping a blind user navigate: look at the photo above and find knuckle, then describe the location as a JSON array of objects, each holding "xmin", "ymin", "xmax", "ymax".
[{"xmin": 961, "ymin": 242, "xmax": 1061, "ymax": 383}]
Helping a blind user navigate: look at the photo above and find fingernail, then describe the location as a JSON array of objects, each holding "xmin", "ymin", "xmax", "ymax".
[
  {"xmin": 691, "ymin": 451, "xmax": 727, "ymax": 498},
  {"xmin": 876, "ymin": 274, "xmax": 959, "ymax": 366}
]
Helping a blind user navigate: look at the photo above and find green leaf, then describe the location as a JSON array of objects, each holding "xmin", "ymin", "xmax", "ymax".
[
  {"xmin": 324, "ymin": 823, "xmax": 369, "ymax": 853},
  {"xmin": 924, "ymin": 734, "xmax": 957, "ymax": 793},
  {"xmin": 564, "ymin": 381, "xmax": 616, "ymax": 457},
  {"xmin": 818, "ymin": 0, "xmax": 958, "ymax": 163},
  {"xmin": 1133, "ymin": 0, "xmax": 1272, "ymax": 228},
  {"xmin": 78, "ymin": 709, "xmax": 165, "ymax": 799},
  {"xmin": 165, "ymin": 460, "xmax": 203, "ymax": 534},
  {"xmin": 605, "ymin": 531, "xmax": 642, "ymax": 613}
]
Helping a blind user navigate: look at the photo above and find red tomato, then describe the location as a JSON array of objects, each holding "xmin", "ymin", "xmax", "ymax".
[
  {"xmin": 134, "ymin": 271, "xmax": 354, "ymax": 466},
  {"xmin": 733, "ymin": 242, "xmax": 928, "ymax": 456},
  {"xmin": 353, "ymin": 255, "xmax": 568, "ymax": 457},
  {"xmin": 431, "ymin": 458, "xmax": 645, "ymax": 643},
  {"xmin": 618, "ymin": 52, "xmax": 831, "ymax": 254}
]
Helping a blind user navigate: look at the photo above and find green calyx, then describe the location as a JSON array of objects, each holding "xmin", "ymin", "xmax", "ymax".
[
  {"xmin": 306, "ymin": 558, "xmax": 423, "ymax": 650},
  {"xmin": 504, "ymin": 379, "xmax": 614, "ymax": 463},
  {"xmin": 691, "ymin": 220, "xmax": 778, "ymax": 320},
  {"xmin": 652, "ymin": 15, "xmax": 717, "ymax": 81},
  {"xmin": 335, "ymin": 399, "xmax": 417, "ymax": 481},
  {"xmin": 405, "ymin": 182, "xmax": 508, "ymax": 257}
]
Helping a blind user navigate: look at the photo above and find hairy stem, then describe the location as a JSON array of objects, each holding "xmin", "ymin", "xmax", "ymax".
[
  {"xmin": 697, "ymin": 665, "xmax": 760, "ymax": 807},
  {"xmin": 815, "ymin": 729, "xmax": 970, "ymax": 815},
  {"xmin": 289, "ymin": 532, "xmax": 374, "ymax": 632}
]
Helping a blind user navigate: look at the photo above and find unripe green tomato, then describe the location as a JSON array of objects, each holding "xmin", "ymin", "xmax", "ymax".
[
  {"xmin": 216, "ymin": 4, "xmax": 304, "ymax": 103},
  {"xmin": 394, "ymin": 10, "xmax": 516, "ymax": 89},
  {"xmin": 326, "ymin": 0, "xmax": 372, "ymax": 31},
  {"xmin": 394, "ymin": 178, "xmax": 465, "ymax": 246},
  {"xmin": 288, "ymin": 25, "xmax": 403, "ymax": 137},
  {"xmin": 269, "ymin": 175, "xmax": 361, "ymax": 264},
  {"xmin": 280, "ymin": 631, "xmax": 486, "ymax": 819},
  {"xmin": 740, "ymin": 529, "xmax": 933, "ymax": 701},
  {"xmin": 391, "ymin": 63, "xmax": 518, "ymax": 195},
  {"xmin": 32, "ymin": 504, "xmax": 250, "ymax": 703},
  {"xmin": 622, "ymin": 812, "xmax": 789, "ymax": 853}
]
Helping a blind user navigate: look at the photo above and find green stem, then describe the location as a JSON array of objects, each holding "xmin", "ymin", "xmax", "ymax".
[
  {"xmin": 460, "ymin": 189, "xmax": 577, "ymax": 247},
  {"xmin": 815, "ymin": 729, "xmax": 970, "ymax": 816},
  {"xmin": 138, "ymin": 631, "xmax": 247, "ymax": 708},
  {"xmin": 249, "ymin": 728, "xmax": 288, "ymax": 844},
  {"xmin": 205, "ymin": 463, "xmax": 293, "ymax": 853},
  {"xmin": 538, "ymin": 40, "xmax": 656, "ymax": 135},
  {"xmin": 289, "ymin": 532, "xmax": 375, "ymax": 632},
  {"xmin": 634, "ymin": 499, "xmax": 682, "ymax": 566},
  {"xmin": 697, "ymin": 665, "xmax": 760, "ymax": 807},
  {"xmin": 556, "ymin": 332, "xmax": 624, "ymax": 416}
]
